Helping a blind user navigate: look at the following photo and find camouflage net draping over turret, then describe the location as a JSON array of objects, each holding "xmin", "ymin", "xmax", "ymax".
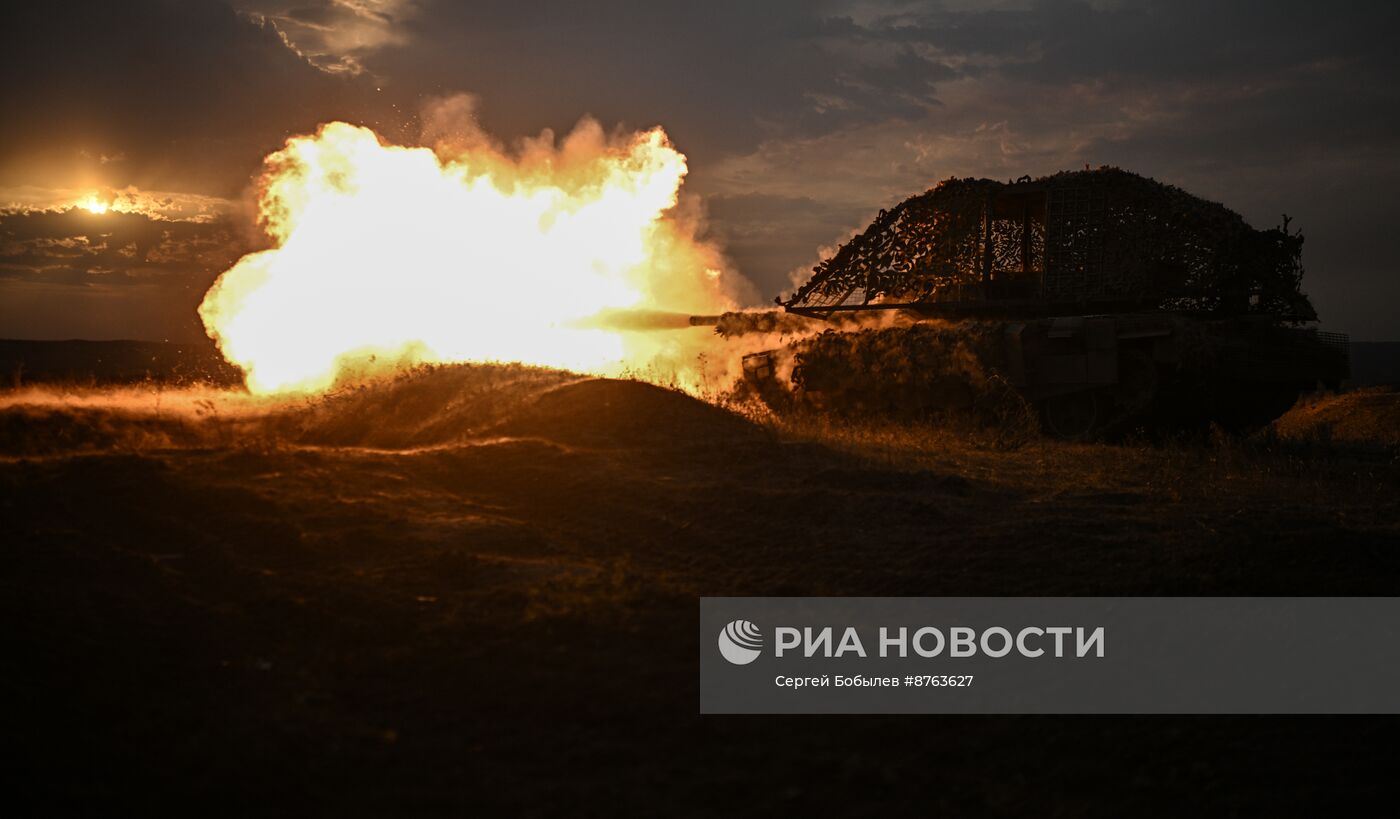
[{"xmin": 783, "ymin": 168, "xmax": 1315, "ymax": 320}]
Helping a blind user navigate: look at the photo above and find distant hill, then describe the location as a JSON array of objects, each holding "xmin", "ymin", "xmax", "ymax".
[{"xmin": 0, "ymin": 339, "xmax": 242, "ymax": 388}]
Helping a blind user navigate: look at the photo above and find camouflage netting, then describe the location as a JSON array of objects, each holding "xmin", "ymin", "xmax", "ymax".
[
  {"xmin": 785, "ymin": 168, "xmax": 1315, "ymax": 319},
  {"xmin": 787, "ymin": 322, "xmax": 1032, "ymax": 431}
]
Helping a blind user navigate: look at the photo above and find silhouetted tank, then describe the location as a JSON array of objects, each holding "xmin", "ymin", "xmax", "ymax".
[{"xmin": 730, "ymin": 168, "xmax": 1350, "ymax": 437}]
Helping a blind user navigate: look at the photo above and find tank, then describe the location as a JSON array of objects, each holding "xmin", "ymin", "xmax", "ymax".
[{"xmin": 713, "ymin": 168, "xmax": 1350, "ymax": 437}]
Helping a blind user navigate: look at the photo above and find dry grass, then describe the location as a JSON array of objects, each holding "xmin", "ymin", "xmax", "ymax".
[
  {"xmin": 7, "ymin": 364, "xmax": 1400, "ymax": 814},
  {"xmin": 761, "ymin": 402, "xmax": 1398, "ymax": 514},
  {"xmin": 1272, "ymin": 386, "xmax": 1400, "ymax": 451},
  {"xmin": 6, "ymin": 364, "xmax": 1396, "ymax": 501}
]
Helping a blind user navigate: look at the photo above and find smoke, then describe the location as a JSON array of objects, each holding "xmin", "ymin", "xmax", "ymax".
[{"xmin": 419, "ymin": 94, "xmax": 500, "ymax": 159}]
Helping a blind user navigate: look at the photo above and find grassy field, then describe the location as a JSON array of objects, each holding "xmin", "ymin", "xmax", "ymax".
[{"xmin": 4, "ymin": 364, "xmax": 1398, "ymax": 815}]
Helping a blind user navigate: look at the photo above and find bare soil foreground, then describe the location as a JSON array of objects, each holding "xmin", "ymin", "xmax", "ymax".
[{"xmin": 4, "ymin": 364, "xmax": 1399, "ymax": 816}]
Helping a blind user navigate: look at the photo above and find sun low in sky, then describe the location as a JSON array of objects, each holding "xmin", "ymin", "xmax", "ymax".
[{"xmin": 77, "ymin": 194, "xmax": 109, "ymax": 214}]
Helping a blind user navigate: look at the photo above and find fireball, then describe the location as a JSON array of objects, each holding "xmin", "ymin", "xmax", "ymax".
[{"xmin": 200, "ymin": 114, "xmax": 743, "ymax": 394}]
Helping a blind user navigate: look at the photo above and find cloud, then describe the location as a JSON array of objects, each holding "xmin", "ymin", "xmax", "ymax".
[
  {"xmin": 0, "ymin": 186, "xmax": 237, "ymax": 223},
  {"xmin": 0, "ymin": 206, "xmax": 246, "ymax": 286},
  {"xmin": 0, "ymin": 0, "xmax": 396, "ymax": 196},
  {"xmin": 0, "ymin": 205, "xmax": 249, "ymax": 339},
  {"xmin": 233, "ymin": 0, "xmax": 419, "ymax": 75},
  {"xmin": 357, "ymin": 0, "xmax": 962, "ymax": 159},
  {"xmin": 685, "ymin": 1, "xmax": 1400, "ymax": 337}
]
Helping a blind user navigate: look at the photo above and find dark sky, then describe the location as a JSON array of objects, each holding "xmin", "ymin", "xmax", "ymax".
[{"xmin": 2, "ymin": 0, "xmax": 1397, "ymax": 340}]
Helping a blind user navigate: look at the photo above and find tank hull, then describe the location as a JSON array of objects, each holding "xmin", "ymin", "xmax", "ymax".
[{"xmin": 740, "ymin": 313, "xmax": 1350, "ymax": 438}]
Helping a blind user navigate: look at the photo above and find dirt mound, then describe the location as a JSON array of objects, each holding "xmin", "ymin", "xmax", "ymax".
[
  {"xmin": 0, "ymin": 366, "xmax": 764, "ymax": 455},
  {"xmin": 286, "ymin": 366, "xmax": 764, "ymax": 450},
  {"xmin": 280, "ymin": 363, "xmax": 578, "ymax": 448},
  {"xmin": 495, "ymin": 378, "xmax": 762, "ymax": 449},
  {"xmin": 1272, "ymin": 387, "xmax": 1400, "ymax": 451}
]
